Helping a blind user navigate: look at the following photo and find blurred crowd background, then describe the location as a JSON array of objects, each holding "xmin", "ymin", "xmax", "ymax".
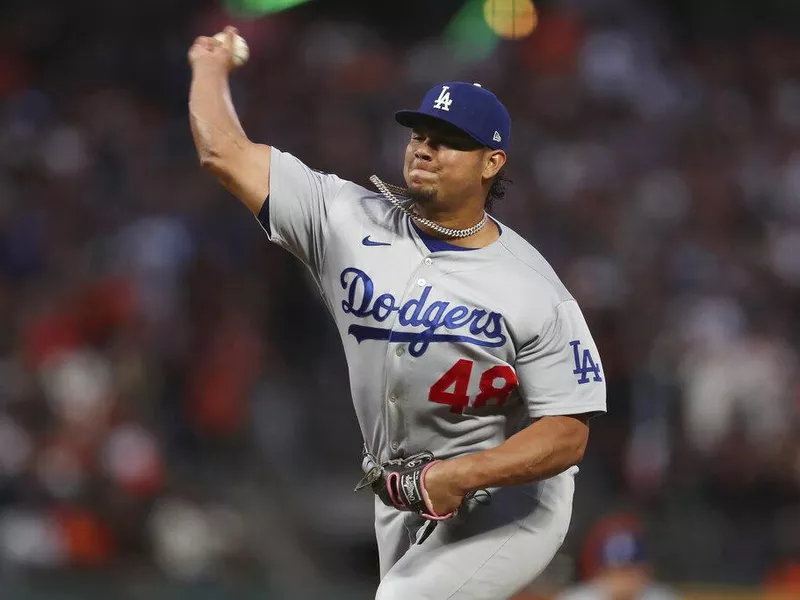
[{"xmin": 1, "ymin": 0, "xmax": 800, "ymax": 598}]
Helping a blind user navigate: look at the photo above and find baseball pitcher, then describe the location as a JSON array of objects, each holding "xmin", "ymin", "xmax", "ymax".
[{"xmin": 188, "ymin": 27, "xmax": 607, "ymax": 600}]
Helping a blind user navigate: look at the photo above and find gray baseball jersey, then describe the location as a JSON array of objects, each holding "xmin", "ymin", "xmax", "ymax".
[{"xmin": 259, "ymin": 147, "xmax": 607, "ymax": 599}]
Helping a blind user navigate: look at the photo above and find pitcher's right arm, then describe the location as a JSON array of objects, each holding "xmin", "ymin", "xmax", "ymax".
[
  {"xmin": 188, "ymin": 26, "xmax": 270, "ymax": 216},
  {"xmin": 188, "ymin": 27, "xmax": 347, "ymax": 274}
]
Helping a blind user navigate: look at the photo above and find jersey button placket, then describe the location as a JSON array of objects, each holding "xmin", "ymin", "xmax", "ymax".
[{"xmin": 384, "ymin": 266, "xmax": 432, "ymax": 457}]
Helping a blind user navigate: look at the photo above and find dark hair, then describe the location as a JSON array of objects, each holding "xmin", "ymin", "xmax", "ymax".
[{"xmin": 486, "ymin": 169, "xmax": 511, "ymax": 212}]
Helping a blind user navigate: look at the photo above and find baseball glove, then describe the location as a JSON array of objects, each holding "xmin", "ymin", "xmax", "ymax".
[
  {"xmin": 355, "ymin": 448, "xmax": 491, "ymax": 543},
  {"xmin": 355, "ymin": 451, "xmax": 454, "ymax": 521}
]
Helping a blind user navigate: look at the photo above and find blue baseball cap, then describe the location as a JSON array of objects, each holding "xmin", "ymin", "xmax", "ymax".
[
  {"xmin": 581, "ymin": 514, "xmax": 649, "ymax": 579},
  {"xmin": 395, "ymin": 82, "xmax": 511, "ymax": 152}
]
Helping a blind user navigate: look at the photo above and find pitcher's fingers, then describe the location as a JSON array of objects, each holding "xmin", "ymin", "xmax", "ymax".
[{"xmin": 225, "ymin": 26, "xmax": 238, "ymax": 48}]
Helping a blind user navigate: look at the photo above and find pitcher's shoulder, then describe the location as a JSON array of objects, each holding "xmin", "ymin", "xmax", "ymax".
[
  {"xmin": 335, "ymin": 180, "xmax": 397, "ymax": 217},
  {"xmin": 325, "ymin": 179, "xmax": 406, "ymax": 238},
  {"xmin": 495, "ymin": 221, "xmax": 572, "ymax": 303}
]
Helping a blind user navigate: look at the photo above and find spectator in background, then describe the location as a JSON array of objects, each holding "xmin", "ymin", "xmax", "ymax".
[{"xmin": 556, "ymin": 513, "xmax": 679, "ymax": 600}]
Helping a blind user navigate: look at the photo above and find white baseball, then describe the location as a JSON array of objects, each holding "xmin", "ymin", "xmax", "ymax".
[{"xmin": 214, "ymin": 32, "xmax": 249, "ymax": 68}]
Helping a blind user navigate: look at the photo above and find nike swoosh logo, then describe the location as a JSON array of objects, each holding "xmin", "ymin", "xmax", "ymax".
[{"xmin": 362, "ymin": 236, "xmax": 391, "ymax": 247}]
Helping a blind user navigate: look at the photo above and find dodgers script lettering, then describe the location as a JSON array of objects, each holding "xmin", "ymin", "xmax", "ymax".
[{"xmin": 339, "ymin": 267, "xmax": 506, "ymax": 357}]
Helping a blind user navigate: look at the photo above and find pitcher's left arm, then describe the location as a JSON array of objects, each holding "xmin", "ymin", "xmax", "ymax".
[{"xmin": 423, "ymin": 299, "xmax": 606, "ymax": 514}]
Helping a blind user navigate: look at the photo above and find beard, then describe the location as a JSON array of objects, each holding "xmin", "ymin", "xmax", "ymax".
[{"xmin": 406, "ymin": 181, "xmax": 438, "ymax": 206}]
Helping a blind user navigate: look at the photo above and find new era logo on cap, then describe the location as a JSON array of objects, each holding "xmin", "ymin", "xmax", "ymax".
[{"xmin": 395, "ymin": 81, "xmax": 511, "ymax": 151}]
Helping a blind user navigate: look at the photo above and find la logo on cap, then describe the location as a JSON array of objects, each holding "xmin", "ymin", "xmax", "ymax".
[{"xmin": 433, "ymin": 86, "xmax": 453, "ymax": 111}]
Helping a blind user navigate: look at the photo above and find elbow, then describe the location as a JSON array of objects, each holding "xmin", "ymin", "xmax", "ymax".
[
  {"xmin": 199, "ymin": 153, "xmax": 237, "ymax": 188},
  {"xmin": 565, "ymin": 415, "xmax": 591, "ymax": 467},
  {"xmin": 197, "ymin": 137, "xmax": 254, "ymax": 177},
  {"xmin": 197, "ymin": 146, "xmax": 224, "ymax": 173},
  {"xmin": 572, "ymin": 441, "xmax": 587, "ymax": 465},
  {"xmin": 572, "ymin": 430, "xmax": 590, "ymax": 466},
  {"xmin": 198, "ymin": 153, "xmax": 215, "ymax": 171},
  {"xmin": 567, "ymin": 424, "xmax": 590, "ymax": 467}
]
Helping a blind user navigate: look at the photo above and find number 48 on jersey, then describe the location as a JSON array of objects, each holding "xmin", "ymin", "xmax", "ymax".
[{"xmin": 428, "ymin": 360, "xmax": 518, "ymax": 414}]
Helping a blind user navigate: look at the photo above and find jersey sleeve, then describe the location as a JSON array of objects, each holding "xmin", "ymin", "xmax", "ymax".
[
  {"xmin": 257, "ymin": 147, "xmax": 347, "ymax": 274},
  {"xmin": 515, "ymin": 300, "xmax": 607, "ymax": 418}
]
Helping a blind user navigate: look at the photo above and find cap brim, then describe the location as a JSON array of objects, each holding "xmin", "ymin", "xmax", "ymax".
[
  {"xmin": 394, "ymin": 110, "xmax": 487, "ymax": 145},
  {"xmin": 395, "ymin": 110, "xmax": 446, "ymax": 129}
]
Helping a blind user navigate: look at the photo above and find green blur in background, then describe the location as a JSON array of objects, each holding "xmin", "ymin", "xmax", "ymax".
[{"xmin": 224, "ymin": 0, "xmax": 314, "ymax": 17}]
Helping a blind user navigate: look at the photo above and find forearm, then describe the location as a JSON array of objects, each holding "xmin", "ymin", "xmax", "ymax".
[
  {"xmin": 189, "ymin": 64, "xmax": 249, "ymax": 169},
  {"xmin": 445, "ymin": 416, "xmax": 588, "ymax": 494}
]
